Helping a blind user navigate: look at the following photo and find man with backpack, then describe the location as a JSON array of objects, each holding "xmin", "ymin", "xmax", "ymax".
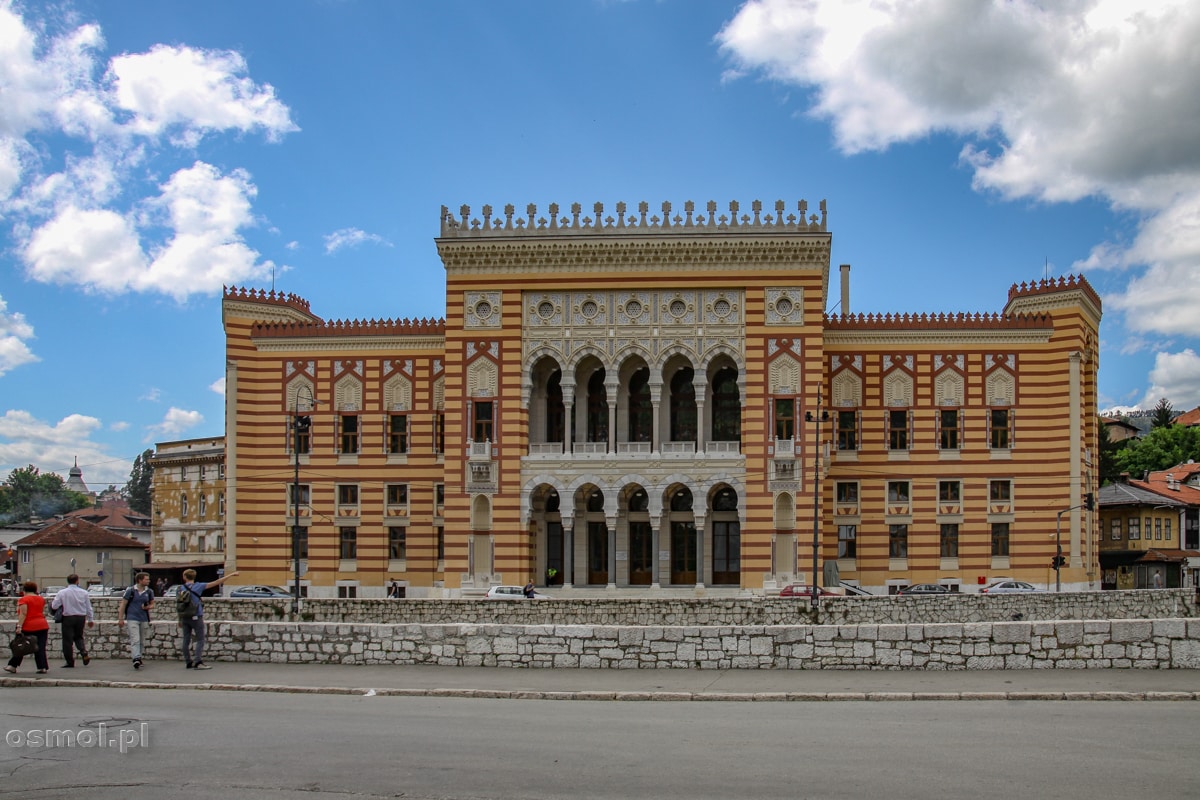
[
  {"xmin": 117, "ymin": 572, "xmax": 155, "ymax": 669},
  {"xmin": 177, "ymin": 568, "xmax": 239, "ymax": 670}
]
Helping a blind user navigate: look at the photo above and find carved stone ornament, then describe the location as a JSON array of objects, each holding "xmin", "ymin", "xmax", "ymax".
[
  {"xmin": 765, "ymin": 288, "xmax": 803, "ymax": 325},
  {"xmin": 465, "ymin": 291, "xmax": 502, "ymax": 328}
]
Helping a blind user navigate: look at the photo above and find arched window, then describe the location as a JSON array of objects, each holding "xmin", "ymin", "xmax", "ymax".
[
  {"xmin": 587, "ymin": 370, "xmax": 608, "ymax": 442},
  {"xmin": 670, "ymin": 487, "xmax": 693, "ymax": 512},
  {"xmin": 545, "ymin": 489, "xmax": 560, "ymax": 513},
  {"xmin": 669, "ymin": 367, "xmax": 696, "ymax": 442},
  {"xmin": 545, "ymin": 369, "xmax": 564, "ymax": 442},
  {"xmin": 713, "ymin": 487, "xmax": 738, "ymax": 511},
  {"xmin": 711, "ymin": 367, "xmax": 740, "ymax": 442},
  {"xmin": 586, "ymin": 489, "xmax": 605, "ymax": 513},
  {"xmin": 628, "ymin": 488, "xmax": 648, "ymax": 513},
  {"xmin": 628, "ymin": 367, "xmax": 652, "ymax": 442}
]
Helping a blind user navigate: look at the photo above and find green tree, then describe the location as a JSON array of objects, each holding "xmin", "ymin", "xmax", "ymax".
[
  {"xmin": 1151, "ymin": 397, "xmax": 1175, "ymax": 428},
  {"xmin": 1098, "ymin": 421, "xmax": 1127, "ymax": 486},
  {"xmin": 125, "ymin": 449, "xmax": 154, "ymax": 516},
  {"xmin": 0, "ymin": 465, "xmax": 89, "ymax": 522},
  {"xmin": 1114, "ymin": 424, "xmax": 1200, "ymax": 478}
]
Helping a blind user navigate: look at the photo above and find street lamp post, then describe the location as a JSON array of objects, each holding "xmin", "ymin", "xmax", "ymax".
[
  {"xmin": 1054, "ymin": 491, "xmax": 1094, "ymax": 593},
  {"xmin": 805, "ymin": 390, "xmax": 829, "ymax": 608},
  {"xmin": 291, "ymin": 386, "xmax": 315, "ymax": 615}
]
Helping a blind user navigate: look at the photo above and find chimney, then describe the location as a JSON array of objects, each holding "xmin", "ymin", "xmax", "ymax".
[{"xmin": 840, "ymin": 264, "xmax": 851, "ymax": 316}]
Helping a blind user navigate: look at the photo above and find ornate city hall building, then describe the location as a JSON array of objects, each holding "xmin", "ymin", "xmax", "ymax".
[{"xmin": 222, "ymin": 199, "xmax": 1101, "ymax": 597}]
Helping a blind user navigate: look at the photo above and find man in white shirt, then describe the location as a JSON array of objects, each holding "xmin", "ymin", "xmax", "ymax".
[{"xmin": 50, "ymin": 574, "xmax": 95, "ymax": 667}]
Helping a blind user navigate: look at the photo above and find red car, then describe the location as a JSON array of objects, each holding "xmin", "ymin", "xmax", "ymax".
[{"xmin": 778, "ymin": 584, "xmax": 840, "ymax": 598}]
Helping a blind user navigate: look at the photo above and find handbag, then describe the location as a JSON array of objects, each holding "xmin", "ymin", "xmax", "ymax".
[
  {"xmin": 53, "ymin": 607, "xmax": 63, "ymax": 623},
  {"xmin": 9, "ymin": 633, "xmax": 37, "ymax": 657}
]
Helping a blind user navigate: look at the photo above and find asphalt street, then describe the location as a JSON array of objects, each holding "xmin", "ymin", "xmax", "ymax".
[{"xmin": 2, "ymin": 687, "xmax": 1197, "ymax": 800}]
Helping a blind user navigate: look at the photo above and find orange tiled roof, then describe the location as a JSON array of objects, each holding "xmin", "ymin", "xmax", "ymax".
[
  {"xmin": 1174, "ymin": 406, "xmax": 1200, "ymax": 426},
  {"xmin": 14, "ymin": 517, "xmax": 147, "ymax": 549}
]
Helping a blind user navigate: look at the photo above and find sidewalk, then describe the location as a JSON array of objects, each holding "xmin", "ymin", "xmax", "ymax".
[{"xmin": 4, "ymin": 658, "xmax": 1199, "ymax": 700}]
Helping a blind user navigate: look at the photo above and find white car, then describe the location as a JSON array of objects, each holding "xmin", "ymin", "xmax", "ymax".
[
  {"xmin": 980, "ymin": 579, "xmax": 1041, "ymax": 594},
  {"xmin": 484, "ymin": 585, "xmax": 552, "ymax": 600},
  {"xmin": 86, "ymin": 584, "xmax": 122, "ymax": 597}
]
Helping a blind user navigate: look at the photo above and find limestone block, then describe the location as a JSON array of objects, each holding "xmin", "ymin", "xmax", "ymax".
[{"xmin": 1110, "ymin": 620, "xmax": 1152, "ymax": 642}]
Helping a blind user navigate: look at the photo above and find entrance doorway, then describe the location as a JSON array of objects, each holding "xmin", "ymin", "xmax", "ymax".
[
  {"xmin": 629, "ymin": 521, "xmax": 653, "ymax": 585},
  {"xmin": 671, "ymin": 521, "xmax": 697, "ymax": 584},
  {"xmin": 587, "ymin": 521, "xmax": 608, "ymax": 585},
  {"xmin": 546, "ymin": 521, "xmax": 563, "ymax": 586}
]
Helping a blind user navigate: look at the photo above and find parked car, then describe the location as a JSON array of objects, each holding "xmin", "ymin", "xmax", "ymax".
[
  {"xmin": 86, "ymin": 584, "xmax": 123, "ymax": 597},
  {"xmin": 896, "ymin": 583, "xmax": 950, "ymax": 596},
  {"xmin": 980, "ymin": 579, "xmax": 1041, "ymax": 594},
  {"xmin": 229, "ymin": 585, "xmax": 293, "ymax": 598},
  {"xmin": 40, "ymin": 585, "xmax": 65, "ymax": 598},
  {"xmin": 778, "ymin": 583, "xmax": 841, "ymax": 598},
  {"xmin": 484, "ymin": 585, "xmax": 552, "ymax": 600}
]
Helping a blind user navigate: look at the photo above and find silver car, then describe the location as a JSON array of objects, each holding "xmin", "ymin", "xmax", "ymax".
[{"xmin": 980, "ymin": 580, "xmax": 1041, "ymax": 594}]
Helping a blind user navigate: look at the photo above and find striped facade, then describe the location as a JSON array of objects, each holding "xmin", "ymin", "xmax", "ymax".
[{"xmin": 222, "ymin": 199, "xmax": 1100, "ymax": 597}]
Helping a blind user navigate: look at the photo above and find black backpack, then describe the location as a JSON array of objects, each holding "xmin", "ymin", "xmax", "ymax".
[{"xmin": 176, "ymin": 584, "xmax": 199, "ymax": 617}]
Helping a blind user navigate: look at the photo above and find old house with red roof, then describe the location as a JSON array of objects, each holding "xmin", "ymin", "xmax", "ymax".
[{"xmin": 11, "ymin": 517, "xmax": 147, "ymax": 590}]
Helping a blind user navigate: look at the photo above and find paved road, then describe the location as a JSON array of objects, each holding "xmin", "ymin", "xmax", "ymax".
[{"xmin": 2, "ymin": 687, "xmax": 1196, "ymax": 800}]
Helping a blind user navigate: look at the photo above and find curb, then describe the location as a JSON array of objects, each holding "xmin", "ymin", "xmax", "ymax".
[{"xmin": 4, "ymin": 677, "xmax": 1199, "ymax": 702}]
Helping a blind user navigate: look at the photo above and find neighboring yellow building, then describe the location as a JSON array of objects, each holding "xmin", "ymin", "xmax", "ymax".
[
  {"xmin": 150, "ymin": 436, "xmax": 227, "ymax": 572},
  {"xmin": 223, "ymin": 198, "xmax": 1101, "ymax": 597}
]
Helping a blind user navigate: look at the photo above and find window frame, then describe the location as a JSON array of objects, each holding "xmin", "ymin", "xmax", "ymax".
[
  {"xmin": 388, "ymin": 526, "xmax": 407, "ymax": 560},
  {"xmin": 837, "ymin": 524, "xmax": 857, "ymax": 559},
  {"xmin": 991, "ymin": 522, "xmax": 1010, "ymax": 556},
  {"xmin": 339, "ymin": 414, "xmax": 359, "ymax": 454},
  {"xmin": 339, "ymin": 527, "xmax": 358, "ymax": 560},
  {"xmin": 938, "ymin": 480, "xmax": 961, "ymax": 503},
  {"xmin": 888, "ymin": 524, "xmax": 908, "ymax": 558},
  {"xmin": 887, "ymin": 408, "xmax": 910, "ymax": 450},
  {"xmin": 940, "ymin": 523, "xmax": 959, "ymax": 558}
]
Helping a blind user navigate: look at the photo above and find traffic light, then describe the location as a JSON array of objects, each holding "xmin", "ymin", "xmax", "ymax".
[
  {"xmin": 1052, "ymin": 555, "xmax": 1067, "ymax": 570},
  {"xmin": 1084, "ymin": 492, "xmax": 1095, "ymax": 511}
]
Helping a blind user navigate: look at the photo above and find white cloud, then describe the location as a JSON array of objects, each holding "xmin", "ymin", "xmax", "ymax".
[
  {"xmin": 140, "ymin": 387, "xmax": 162, "ymax": 403},
  {"xmin": 109, "ymin": 421, "xmax": 129, "ymax": 432},
  {"xmin": 1140, "ymin": 350, "xmax": 1200, "ymax": 410},
  {"xmin": 0, "ymin": 409, "xmax": 126, "ymax": 486},
  {"xmin": 145, "ymin": 407, "xmax": 204, "ymax": 440},
  {"xmin": 108, "ymin": 43, "xmax": 297, "ymax": 146},
  {"xmin": 209, "ymin": 376, "xmax": 226, "ymax": 396},
  {"xmin": 0, "ymin": 294, "xmax": 38, "ymax": 376},
  {"xmin": 23, "ymin": 205, "xmax": 148, "ymax": 291},
  {"xmin": 0, "ymin": 4, "xmax": 296, "ymax": 301},
  {"xmin": 21, "ymin": 161, "xmax": 273, "ymax": 298},
  {"xmin": 717, "ymin": 0, "xmax": 1200, "ymax": 337},
  {"xmin": 324, "ymin": 227, "xmax": 391, "ymax": 255}
]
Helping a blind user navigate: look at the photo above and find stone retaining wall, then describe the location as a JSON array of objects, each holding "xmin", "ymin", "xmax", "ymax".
[
  {"xmin": 41, "ymin": 588, "xmax": 1200, "ymax": 627},
  {"xmin": 16, "ymin": 617, "xmax": 1200, "ymax": 670}
]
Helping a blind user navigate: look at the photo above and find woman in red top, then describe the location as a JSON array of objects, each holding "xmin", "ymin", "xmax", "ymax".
[{"xmin": 6, "ymin": 581, "xmax": 50, "ymax": 674}]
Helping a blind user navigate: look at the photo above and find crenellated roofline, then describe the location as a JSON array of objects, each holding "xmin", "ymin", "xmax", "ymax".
[
  {"xmin": 1007, "ymin": 274, "xmax": 1100, "ymax": 309},
  {"xmin": 438, "ymin": 199, "xmax": 827, "ymax": 239},
  {"xmin": 251, "ymin": 317, "xmax": 446, "ymax": 338},
  {"xmin": 824, "ymin": 311, "xmax": 1054, "ymax": 330},
  {"xmin": 223, "ymin": 285, "xmax": 314, "ymax": 314}
]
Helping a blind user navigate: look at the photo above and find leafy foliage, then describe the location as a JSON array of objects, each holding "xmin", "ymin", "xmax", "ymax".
[
  {"xmin": 1113, "ymin": 424, "xmax": 1200, "ymax": 479},
  {"xmin": 0, "ymin": 465, "xmax": 90, "ymax": 523},
  {"xmin": 125, "ymin": 449, "xmax": 154, "ymax": 516}
]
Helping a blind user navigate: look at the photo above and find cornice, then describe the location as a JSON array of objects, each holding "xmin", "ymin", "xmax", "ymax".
[
  {"xmin": 823, "ymin": 329, "xmax": 1053, "ymax": 347},
  {"xmin": 438, "ymin": 237, "xmax": 831, "ymax": 276},
  {"xmin": 253, "ymin": 335, "xmax": 446, "ymax": 353}
]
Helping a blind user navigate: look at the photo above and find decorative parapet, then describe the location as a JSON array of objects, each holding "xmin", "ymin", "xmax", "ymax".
[
  {"xmin": 823, "ymin": 311, "xmax": 1054, "ymax": 330},
  {"xmin": 252, "ymin": 317, "xmax": 446, "ymax": 338},
  {"xmin": 439, "ymin": 199, "xmax": 827, "ymax": 238},
  {"xmin": 1007, "ymin": 275, "xmax": 1101, "ymax": 312},
  {"xmin": 224, "ymin": 285, "xmax": 314, "ymax": 315}
]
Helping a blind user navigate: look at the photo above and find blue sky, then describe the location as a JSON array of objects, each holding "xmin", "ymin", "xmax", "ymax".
[{"xmin": 2, "ymin": 0, "xmax": 1199, "ymax": 488}]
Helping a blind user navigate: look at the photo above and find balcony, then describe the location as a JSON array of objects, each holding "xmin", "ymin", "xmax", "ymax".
[
  {"xmin": 617, "ymin": 442, "xmax": 652, "ymax": 454},
  {"xmin": 773, "ymin": 460, "xmax": 796, "ymax": 480},
  {"xmin": 775, "ymin": 439, "xmax": 795, "ymax": 456},
  {"xmin": 468, "ymin": 439, "xmax": 492, "ymax": 459},
  {"xmin": 574, "ymin": 442, "xmax": 608, "ymax": 455},
  {"xmin": 661, "ymin": 441, "xmax": 696, "ymax": 454},
  {"xmin": 528, "ymin": 442, "xmax": 565, "ymax": 455},
  {"xmin": 705, "ymin": 441, "xmax": 740, "ymax": 455}
]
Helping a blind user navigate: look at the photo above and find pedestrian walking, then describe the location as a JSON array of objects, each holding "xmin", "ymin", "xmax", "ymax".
[
  {"xmin": 5, "ymin": 582, "xmax": 50, "ymax": 674},
  {"xmin": 155, "ymin": 577, "xmax": 167, "ymax": 597},
  {"xmin": 50, "ymin": 574, "xmax": 94, "ymax": 668},
  {"xmin": 118, "ymin": 572, "xmax": 155, "ymax": 669},
  {"xmin": 1152, "ymin": 569, "xmax": 1164, "ymax": 589},
  {"xmin": 177, "ymin": 568, "xmax": 239, "ymax": 670}
]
